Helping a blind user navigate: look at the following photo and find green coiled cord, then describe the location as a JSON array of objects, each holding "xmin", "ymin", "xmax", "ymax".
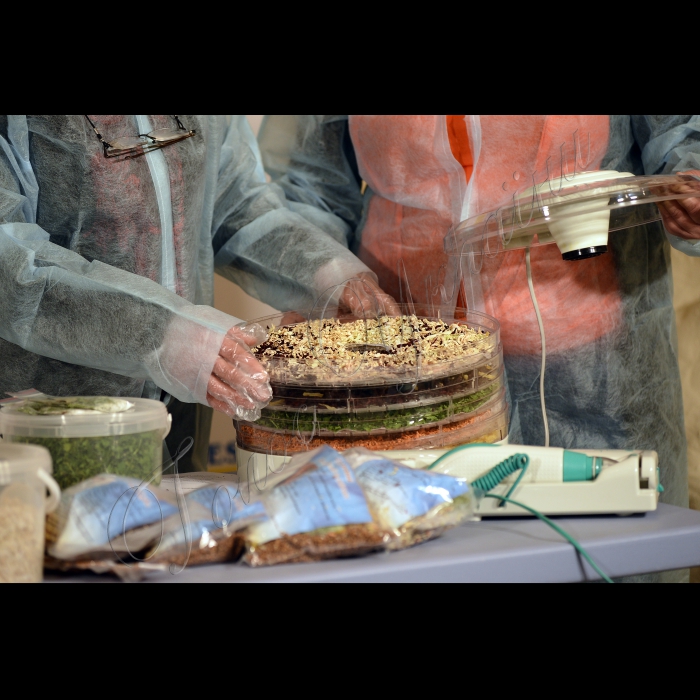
[
  {"xmin": 471, "ymin": 453, "xmax": 530, "ymax": 502},
  {"xmin": 470, "ymin": 452, "xmax": 613, "ymax": 583}
]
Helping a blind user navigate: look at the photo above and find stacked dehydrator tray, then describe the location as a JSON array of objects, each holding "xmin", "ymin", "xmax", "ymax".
[{"xmin": 234, "ymin": 304, "xmax": 508, "ymax": 475}]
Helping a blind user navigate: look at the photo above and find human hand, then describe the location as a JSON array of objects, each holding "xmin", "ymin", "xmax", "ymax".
[
  {"xmin": 338, "ymin": 272, "xmax": 401, "ymax": 318},
  {"xmin": 206, "ymin": 324, "xmax": 272, "ymax": 420},
  {"xmin": 656, "ymin": 170, "xmax": 700, "ymax": 240}
]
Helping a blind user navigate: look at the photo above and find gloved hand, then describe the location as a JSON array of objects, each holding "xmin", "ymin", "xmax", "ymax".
[
  {"xmin": 338, "ymin": 272, "xmax": 401, "ymax": 318},
  {"xmin": 657, "ymin": 170, "xmax": 700, "ymax": 240},
  {"xmin": 206, "ymin": 323, "xmax": 272, "ymax": 421}
]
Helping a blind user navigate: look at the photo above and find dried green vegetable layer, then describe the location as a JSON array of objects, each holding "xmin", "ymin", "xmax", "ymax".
[{"xmin": 254, "ymin": 383, "xmax": 500, "ymax": 434}]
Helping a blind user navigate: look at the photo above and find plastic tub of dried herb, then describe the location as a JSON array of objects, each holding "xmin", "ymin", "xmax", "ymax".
[
  {"xmin": 0, "ymin": 395, "xmax": 172, "ymax": 491},
  {"xmin": 0, "ymin": 443, "xmax": 61, "ymax": 583}
]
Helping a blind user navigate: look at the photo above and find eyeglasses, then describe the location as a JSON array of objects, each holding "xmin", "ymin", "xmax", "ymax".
[{"xmin": 84, "ymin": 115, "xmax": 196, "ymax": 160}]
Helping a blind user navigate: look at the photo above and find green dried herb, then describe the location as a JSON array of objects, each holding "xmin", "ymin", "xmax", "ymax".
[
  {"xmin": 12, "ymin": 431, "xmax": 162, "ymax": 490},
  {"xmin": 255, "ymin": 383, "xmax": 499, "ymax": 434}
]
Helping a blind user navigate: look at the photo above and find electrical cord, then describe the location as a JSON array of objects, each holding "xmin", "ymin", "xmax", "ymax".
[
  {"xmin": 525, "ymin": 247, "xmax": 549, "ymax": 448},
  {"xmin": 469, "ymin": 453, "xmax": 614, "ymax": 583},
  {"xmin": 482, "ymin": 494, "xmax": 614, "ymax": 583},
  {"xmin": 470, "ymin": 453, "xmax": 530, "ymax": 505}
]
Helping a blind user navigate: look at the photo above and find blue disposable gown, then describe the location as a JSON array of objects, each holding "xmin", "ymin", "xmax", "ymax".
[
  {"xmin": 0, "ymin": 115, "xmax": 370, "ymax": 407},
  {"xmin": 258, "ymin": 115, "xmax": 700, "ymax": 581}
]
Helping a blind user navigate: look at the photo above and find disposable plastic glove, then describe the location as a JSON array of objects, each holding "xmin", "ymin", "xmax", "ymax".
[
  {"xmin": 657, "ymin": 170, "xmax": 700, "ymax": 240},
  {"xmin": 338, "ymin": 272, "xmax": 401, "ymax": 318},
  {"xmin": 206, "ymin": 323, "xmax": 272, "ymax": 421}
]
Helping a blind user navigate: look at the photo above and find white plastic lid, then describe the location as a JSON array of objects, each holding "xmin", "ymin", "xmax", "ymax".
[
  {"xmin": 0, "ymin": 443, "xmax": 53, "ymax": 485},
  {"xmin": 0, "ymin": 397, "xmax": 171, "ymax": 439}
]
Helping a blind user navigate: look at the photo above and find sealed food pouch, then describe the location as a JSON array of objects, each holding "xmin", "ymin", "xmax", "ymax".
[
  {"xmin": 147, "ymin": 484, "xmax": 268, "ymax": 568},
  {"xmin": 46, "ymin": 474, "xmax": 179, "ymax": 561},
  {"xmin": 343, "ymin": 448, "xmax": 475, "ymax": 549},
  {"xmin": 243, "ymin": 446, "xmax": 389, "ymax": 567}
]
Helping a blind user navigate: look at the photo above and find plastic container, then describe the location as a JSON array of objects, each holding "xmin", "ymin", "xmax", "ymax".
[
  {"xmin": 236, "ymin": 389, "xmax": 508, "ymax": 455},
  {"xmin": 429, "ymin": 403, "xmax": 509, "ymax": 449},
  {"xmin": 0, "ymin": 443, "xmax": 61, "ymax": 583},
  {"xmin": 236, "ymin": 304, "xmax": 508, "ymax": 461},
  {"xmin": 264, "ymin": 348, "xmax": 504, "ymax": 413},
  {"xmin": 255, "ymin": 371, "xmax": 505, "ymax": 434},
  {"xmin": 0, "ymin": 398, "xmax": 172, "ymax": 490}
]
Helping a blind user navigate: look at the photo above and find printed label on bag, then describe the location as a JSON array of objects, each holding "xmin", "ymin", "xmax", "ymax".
[
  {"xmin": 156, "ymin": 484, "xmax": 268, "ymax": 553},
  {"xmin": 354, "ymin": 458, "xmax": 469, "ymax": 529},
  {"xmin": 247, "ymin": 446, "xmax": 373, "ymax": 545},
  {"xmin": 187, "ymin": 485, "xmax": 267, "ymax": 529}
]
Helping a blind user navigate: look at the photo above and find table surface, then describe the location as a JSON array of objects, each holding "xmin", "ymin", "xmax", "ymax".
[{"xmin": 46, "ymin": 503, "xmax": 700, "ymax": 583}]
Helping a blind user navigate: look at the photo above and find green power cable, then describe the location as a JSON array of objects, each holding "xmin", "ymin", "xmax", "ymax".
[
  {"xmin": 471, "ymin": 453, "xmax": 530, "ymax": 505},
  {"xmin": 469, "ymin": 453, "xmax": 614, "ymax": 583},
  {"xmin": 482, "ymin": 493, "xmax": 614, "ymax": 584}
]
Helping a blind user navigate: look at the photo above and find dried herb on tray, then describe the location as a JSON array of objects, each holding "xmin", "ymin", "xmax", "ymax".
[{"xmin": 256, "ymin": 382, "xmax": 499, "ymax": 434}]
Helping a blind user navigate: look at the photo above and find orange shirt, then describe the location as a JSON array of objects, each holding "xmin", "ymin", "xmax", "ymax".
[
  {"xmin": 446, "ymin": 115, "xmax": 472, "ymax": 310},
  {"xmin": 351, "ymin": 114, "xmax": 621, "ymax": 355},
  {"xmin": 443, "ymin": 115, "xmax": 621, "ymax": 354},
  {"xmin": 446, "ymin": 115, "xmax": 473, "ymax": 183}
]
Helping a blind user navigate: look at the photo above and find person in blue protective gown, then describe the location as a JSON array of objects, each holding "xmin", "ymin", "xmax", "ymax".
[
  {"xmin": 0, "ymin": 115, "xmax": 372, "ymax": 470},
  {"xmin": 255, "ymin": 115, "xmax": 700, "ymax": 581}
]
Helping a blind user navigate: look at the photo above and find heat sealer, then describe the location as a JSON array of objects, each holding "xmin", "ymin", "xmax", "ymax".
[{"xmin": 378, "ymin": 444, "xmax": 661, "ymax": 517}]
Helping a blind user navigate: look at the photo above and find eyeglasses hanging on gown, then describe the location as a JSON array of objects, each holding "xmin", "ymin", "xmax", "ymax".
[{"xmin": 84, "ymin": 115, "xmax": 196, "ymax": 160}]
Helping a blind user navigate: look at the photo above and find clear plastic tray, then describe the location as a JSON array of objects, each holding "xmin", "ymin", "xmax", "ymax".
[
  {"xmin": 236, "ymin": 400, "xmax": 508, "ymax": 455},
  {"xmin": 255, "ymin": 370, "xmax": 504, "ymax": 435},
  {"xmin": 264, "ymin": 349, "xmax": 503, "ymax": 414},
  {"xmin": 234, "ymin": 387, "xmax": 506, "ymax": 449},
  {"xmin": 251, "ymin": 305, "xmax": 500, "ymax": 387},
  {"xmin": 251, "ymin": 385, "xmax": 505, "ymax": 437}
]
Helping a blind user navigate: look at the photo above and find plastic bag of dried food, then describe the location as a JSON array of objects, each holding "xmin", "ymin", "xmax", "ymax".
[
  {"xmin": 46, "ymin": 474, "xmax": 180, "ymax": 561},
  {"xmin": 243, "ymin": 446, "xmax": 389, "ymax": 567},
  {"xmin": 43, "ymin": 555, "xmax": 171, "ymax": 582},
  {"xmin": 343, "ymin": 448, "xmax": 475, "ymax": 549},
  {"xmin": 146, "ymin": 484, "xmax": 268, "ymax": 569}
]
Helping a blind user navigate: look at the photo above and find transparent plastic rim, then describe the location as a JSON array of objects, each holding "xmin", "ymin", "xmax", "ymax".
[
  {"xmin": 238, "ymin": 386, "xmax": 506, "ymax": 438},
  {"xmin": 235, "ymin": 401, "xmax": 510, "ymax": 455},
  {"xmin": 260, "ymin": 363, "xmax": 505, "ymax": 417},
  {"xmin": 263, "ymin": 352, "xmax": 505, "ymax": 415},
  {"xmin": 445, "ymin": 172, "xmax": 700, "ymax": 258}
]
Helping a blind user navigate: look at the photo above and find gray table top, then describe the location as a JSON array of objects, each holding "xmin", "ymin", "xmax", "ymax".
[{"xmin": 46, "ymin": 503, "xmax": 700, "ymax": 583}]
